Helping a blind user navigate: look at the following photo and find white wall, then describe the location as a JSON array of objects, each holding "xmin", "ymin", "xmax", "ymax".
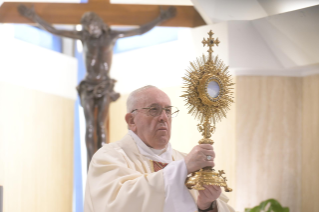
[
  {"xmin": 0, "ymin": 24, "xmax": 77, "ymax": 99},
  {"xmin": 111, "ymin": 28, "xmax": 196, "ymax": 95}
]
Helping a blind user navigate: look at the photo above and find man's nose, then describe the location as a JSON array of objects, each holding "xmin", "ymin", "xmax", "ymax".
[{"xmin": 158, "ymin": 109, "xmax": 169, "ymax": 121}]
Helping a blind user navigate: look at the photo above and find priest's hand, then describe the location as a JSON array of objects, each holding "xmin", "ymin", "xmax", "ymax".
[
  {"xmin": 184, "ymin": 144, "xmax": 215, "ymax": 174},
  {"xmin": 197, "ymin": 185, "xmax": 221, "ymax": 212}
]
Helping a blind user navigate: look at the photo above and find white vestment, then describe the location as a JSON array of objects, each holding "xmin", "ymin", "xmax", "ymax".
[{"xmin": 84, "ymin": 132, "xmax": 235, "ymax": 212}]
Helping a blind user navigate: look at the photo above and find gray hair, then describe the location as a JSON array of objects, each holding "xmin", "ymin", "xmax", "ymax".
[{"xmin": 126, "ymin": 85, "xmax": 158, "ymax": 113}]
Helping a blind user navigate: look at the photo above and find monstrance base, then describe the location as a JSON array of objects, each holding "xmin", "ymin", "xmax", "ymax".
[{"xmin": 185, "ymin": 167, "xmax": 232, "ymax": 192}]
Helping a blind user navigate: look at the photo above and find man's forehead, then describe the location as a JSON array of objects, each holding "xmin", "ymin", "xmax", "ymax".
[{"xmin": 136, "ymin": 88, "xmax": 171, "ymax": 106}]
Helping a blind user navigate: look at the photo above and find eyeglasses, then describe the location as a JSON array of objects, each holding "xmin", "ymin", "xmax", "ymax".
[{"xmin": 131, "ymin": 105, "xmax": 179, "ymax": 118}]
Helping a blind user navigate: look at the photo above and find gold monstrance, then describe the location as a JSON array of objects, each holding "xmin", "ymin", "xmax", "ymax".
[{"xmin": 182, "ymin": 30, "xmax": 234, "ymax": 192}]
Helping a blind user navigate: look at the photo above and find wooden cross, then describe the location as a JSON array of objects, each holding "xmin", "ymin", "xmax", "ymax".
[
  {"xmin": 0, "ymin": 0, "xmax": 205, "ymax": 27},
  {"xmin": 202, "ymin": 30, "xmax": 220, "ymax": 61}
]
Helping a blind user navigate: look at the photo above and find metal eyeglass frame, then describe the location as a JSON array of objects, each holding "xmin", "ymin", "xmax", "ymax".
[{"xmin": 131, "ymin": 106, "xmax": 179, "ymax": 118}]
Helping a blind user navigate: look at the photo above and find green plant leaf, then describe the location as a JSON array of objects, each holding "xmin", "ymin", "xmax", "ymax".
[
  {"xmin": 282, "ymin": 207, "xmax": 290, "ymax": 212},
  {"xmin": 245, "ymin": 206, "xmax": 260, "ymax": 212},
  {"xmin": 246, "ymin": 199, "xmax": 289, "ymax": 212}
]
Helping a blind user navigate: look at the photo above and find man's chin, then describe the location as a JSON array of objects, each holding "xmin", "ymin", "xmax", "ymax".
[
  {"xmin": 156, "ymin": 136, "xmax": 170, "ymax": 146},
  {"xmin": 157, "ymin": 132, "xmax": 169, "ymax": 140}
]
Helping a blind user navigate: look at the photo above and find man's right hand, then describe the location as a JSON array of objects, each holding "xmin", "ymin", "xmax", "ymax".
[
  {"xmin": 184, "ymin": 144, "xmax": 215, "ymax": 174},
  {"xmin": 18, "ymin": 5, "xmax": 36, "ymax": 19}
]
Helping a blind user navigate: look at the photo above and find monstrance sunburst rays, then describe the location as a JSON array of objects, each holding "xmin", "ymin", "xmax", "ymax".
[{"xmin": 181, "ymin": 54, "xmax": 234, "ymax": 125}]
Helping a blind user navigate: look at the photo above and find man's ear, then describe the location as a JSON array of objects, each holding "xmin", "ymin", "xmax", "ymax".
[{"xmin": 125, "ymin": 113, "xmax": 136, "ymax": 131}]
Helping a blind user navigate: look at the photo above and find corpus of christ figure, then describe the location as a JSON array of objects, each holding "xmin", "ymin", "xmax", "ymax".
[{"xmin": 18, "ymin": 5, "xmax": 176, "ymax": 168}]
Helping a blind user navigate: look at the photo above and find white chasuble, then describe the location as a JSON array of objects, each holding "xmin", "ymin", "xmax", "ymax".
[{"xmin": 84, "ymin": 133, "xmax": 234, "ymax": 212}]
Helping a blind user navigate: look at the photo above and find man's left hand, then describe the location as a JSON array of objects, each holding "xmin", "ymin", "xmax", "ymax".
[{"xmin": 197, "ymin": 185, "xmax": 221, "ymax": 211}]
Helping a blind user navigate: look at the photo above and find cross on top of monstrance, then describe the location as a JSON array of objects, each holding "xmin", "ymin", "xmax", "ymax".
[{"xmin": 201, "ymin": 30, "xmax": 220, "ymax": 61}]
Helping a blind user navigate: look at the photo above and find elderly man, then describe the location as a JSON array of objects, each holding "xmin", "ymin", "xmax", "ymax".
[{"xmin": 84, "ymin": 86, "xmax": 234, "ymax": 212}]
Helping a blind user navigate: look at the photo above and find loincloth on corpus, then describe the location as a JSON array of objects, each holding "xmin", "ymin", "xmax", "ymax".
[{"xmin": 76, "ymin": 79, "xmax": 120, "ymax": 105}]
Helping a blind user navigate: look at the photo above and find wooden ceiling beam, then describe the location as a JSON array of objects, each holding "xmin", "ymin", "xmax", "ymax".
[{"xmin": 0, "ymin": 2, "xmax": 206, "ymax": 27}]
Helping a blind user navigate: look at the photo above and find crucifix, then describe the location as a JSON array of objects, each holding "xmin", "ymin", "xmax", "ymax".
[{"xmin": 0, "ymin": 0, "xmax": 206, "ymax": 169}]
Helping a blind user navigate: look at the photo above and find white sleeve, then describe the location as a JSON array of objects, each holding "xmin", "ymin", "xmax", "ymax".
[
  {"xmin": 163, "ymin": 159, "xmax": 198, "ymax": 212},
  {"xmin": 216, "ymin": 193, "xmax": 236, "ymax": 212}
]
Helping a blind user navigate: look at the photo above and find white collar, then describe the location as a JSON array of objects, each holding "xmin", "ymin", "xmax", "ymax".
[{"xmin": 128, "ymin": 130, "xmax": 172, "ymax": 163}]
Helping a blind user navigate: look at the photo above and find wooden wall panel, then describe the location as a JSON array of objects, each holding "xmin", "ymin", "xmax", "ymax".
[
  {"xmin": 0, "ymin": 82, "xmax": 74, "ymax": 212},
  {"xmin": 302, "ymin": 75, "xmax": 319, "ymax": 212},
  {"xmin": 236, "ymin": 76, "xmax": 302, "ymax": 212}
]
